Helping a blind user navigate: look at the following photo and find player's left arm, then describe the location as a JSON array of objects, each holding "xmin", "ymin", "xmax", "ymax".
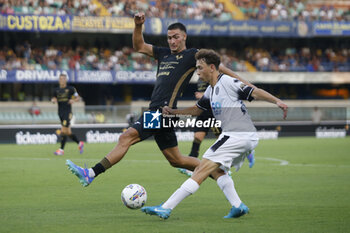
[
  {"xmin": 194, "ymin": 91, "xmax": 204, "ymax": 99},
  {"xmin": 69, "ymin": 88, "xmax": 80, "ymax": 104},
  {"xmin": 251, "ymin": 88, "xmax": 288, "ymax": 119},
  {"xmin": 218, "ymin": 64, "xmax": 257, "ymax": 89},
  {"xmin": 51, "ymin": 97, "xmax": 57, "ymax": 104}
]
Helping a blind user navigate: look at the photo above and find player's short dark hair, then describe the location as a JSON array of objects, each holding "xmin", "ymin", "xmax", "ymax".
[
  {"xmin": 195, "ymin": 49, "xmax": 221, "ymax": 70},
  {"xmin": 59, "ymin": 73, "xmax": 67, "ymax": 79},
  {"xmin": 167, "ymin": 22, "xmax": 187, "ymax": 33}
]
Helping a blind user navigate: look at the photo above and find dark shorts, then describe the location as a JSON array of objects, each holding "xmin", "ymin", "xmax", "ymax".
[
  {"xmin": 132, "ymin": 115, "xmax": 178, "ymax": 151},
  {"xmin": 194, "ymin": 110, "xmax": 222, "ymax": 136},
  {"xmin": 59, "ymin": 112, "xmax": 72, "ymax": 127}
]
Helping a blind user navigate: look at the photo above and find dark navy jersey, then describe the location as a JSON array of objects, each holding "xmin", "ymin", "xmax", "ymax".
[
  {"xmin": 150, "ymin": 46, "xmax": 198, "ymax": 109},
  {"xmin": 53, "ymin": 86, "xmax": 77, "ymax": 114}
]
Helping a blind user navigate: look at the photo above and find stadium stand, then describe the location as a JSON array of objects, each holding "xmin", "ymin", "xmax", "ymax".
[
  {"xmin": 1, "ymin": 0, "xmax": 230, "ymax": 19},
  {"xmin": 2, "ymin": 0, "xmax": 349, "ymax": 21},
  {"xmin": 233, "ymin": 0, "xmax": 350, "ymax": 21}
]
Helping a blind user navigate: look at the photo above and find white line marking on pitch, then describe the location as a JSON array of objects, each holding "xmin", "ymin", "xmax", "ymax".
[
  {"xmin": 260, "ymin": 157, "xmax": 289, "ymax": 166},
  {"xmin": 258, "ymin": 156, "xmax": 350, "ymax": 168}
]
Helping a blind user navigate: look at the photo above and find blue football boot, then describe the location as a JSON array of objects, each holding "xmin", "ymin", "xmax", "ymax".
[
  {"xmin": 224, "ymin": 203, "xmax": 249, "ymax": 218},
  {"xmin": 141, "ymin": 204, "xmax": 172, "ymax": 219},
  {"xmin": 177, "ymin": 168, "xmax": 193, "ymax": 177},
  {"xmin": 66, "ymin": 160, "xmax": 94, "ymax": 187},
  {"xmin": 247, "ymin": 150, "xmax": 255, "ymax": 168}
]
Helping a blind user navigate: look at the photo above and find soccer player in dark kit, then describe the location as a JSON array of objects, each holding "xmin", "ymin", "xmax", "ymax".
[
  {"xmin": 66, "ymin": 12, "xmax": 255, "ymax": 187},
  {"xmin": 52, "ymin": 74, "xmax": 84, "ymax": 156}
]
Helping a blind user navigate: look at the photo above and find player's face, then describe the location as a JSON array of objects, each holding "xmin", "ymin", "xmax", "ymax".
[
  {"xmin": 59, "ymin": 75, "xmax": 67, "ymax": 88},
  {"xmin": 196, "ymin": 59, "xmax": 211, "ymax": 83},
  {"xmin": 167, "ymin": 29, "xmax": 186, "ymax": 53}
]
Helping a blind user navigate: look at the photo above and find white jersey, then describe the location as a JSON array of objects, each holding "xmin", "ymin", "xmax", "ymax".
[
  {"xmin": 197, "ymin": 74, "xmax": 259, "ymax": 171},
  {"xmin": 196, "ymin": 74, "xmax": 257, "ymax": 139}
]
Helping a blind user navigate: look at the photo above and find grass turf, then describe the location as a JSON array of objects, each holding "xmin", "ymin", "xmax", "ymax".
[{"xmin": 0, "ymin": 137, "xmax": 349, "ymax": 233}]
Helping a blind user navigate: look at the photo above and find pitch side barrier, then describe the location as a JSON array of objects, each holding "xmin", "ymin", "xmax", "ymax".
[{"xmin": 0, "ymin": 121, "xmax": 348, "ymax": 144}]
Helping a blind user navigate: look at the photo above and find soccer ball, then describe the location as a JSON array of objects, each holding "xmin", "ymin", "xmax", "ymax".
[{"xmin": 121, "ymin": 184, "xmax": 147, "ymax": 209}]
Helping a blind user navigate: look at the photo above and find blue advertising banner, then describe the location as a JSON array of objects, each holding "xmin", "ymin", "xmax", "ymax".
[
  {"xmin": 1, "ymin": 70, "xmax": 350, "ymax": 84},
  {"xmin": 145, "ymin": 18, "xmax": 306, "ymax": 37},
  {"xmin": 0, "ymin": 14, "xmax": 71, "ymax": 32},
  {"xmin": 76, "ymin": 70, "xmax": 114, "ymax": 83},
  {"xmin": 114, "ymin": 71, "xmax": 156, "ymax": 83},
  {"xmin": 0, "ymin": 14, "xmax": 134, "ymax": 33},
  {"xmin": 312, "ymin": 22, "xmax": 350, "ymax": 36},
  {"xmin": 72, "ymin": 16, "xmax": 134, "ymax": 33},
  {"xmin": 0, "ymin": 69, "xmax": 157, "ymax": 83},
  {"xmin": 0, "ymin": 70, "xmax": 73, "ymax": 83},
  {"xmin": 1, "ymin": 14, "xmax": 349, "ymax": 37}
]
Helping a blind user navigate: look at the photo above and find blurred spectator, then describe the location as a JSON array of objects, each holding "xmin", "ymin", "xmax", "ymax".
[
  {"xmin": 28, "ymin": 101, "xmax": 41, "ymax": 116},
  {"xmin": 95, "ymin": 112, "xmax": 105, "ymax": 123},
  {"xmin": 311, "ymin": 106, "xmax": 322, "ymax": 124},
  {"xmin": 126, "ymin": 112, "xmax": 137, "ymax": 127}
]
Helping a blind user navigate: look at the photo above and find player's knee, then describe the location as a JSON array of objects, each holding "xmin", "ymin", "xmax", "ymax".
[
  {"xmin": 60, "ymin": 131, "xmax": 67, "ymax": 136},
  {"xmin": 118, "ymin": 129, "xmax": 138, "ymax": 146},
  {"xmin": 167, "ymin": 155, "xmax": 188, "ymax": 167},
  {"xmin": 168, "ymin": 158, "xmax": 182, "ymax": 167},
  {"xmin": 211, "ymin": 168, "xmax": 226, "ymax": 180}
]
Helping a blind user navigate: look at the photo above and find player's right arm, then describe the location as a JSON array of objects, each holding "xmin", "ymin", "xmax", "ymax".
[
  {"xmin": 251, "ymin": 88, "xmax": 288, "ymax": 119},
  {"xmin": 133, "ymin": 12, "xmax": 153, "ymax": 57}
]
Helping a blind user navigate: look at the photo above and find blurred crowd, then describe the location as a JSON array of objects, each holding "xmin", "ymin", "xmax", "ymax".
[
  {"xmin": 1, "ymin": 0, "xmax": 349, "ymax": 22},
  {"xmin": 0, "ymin": 0, "xmax": 230, "ymax": 20},
  {"xmin": 222, "ymin": 47, "xmax": 350, "ymax": 72},
  {"xmin": 1, "ymin": 44, "xmax": 349, "ymax": 72},
  {"xmin": 235, "ymin": 0, "xmax": 350, "ymax": 22},
  {"xmin": 0, "ymin": 43, "xmax": 157, "ymax": 71},
  {"xmin": 105, "ymin": 0, "xmax": 231, "ymax": 20}
]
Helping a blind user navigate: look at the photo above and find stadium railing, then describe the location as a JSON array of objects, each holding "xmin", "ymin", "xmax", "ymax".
[{"xmin": 0, "ymin": 100, "xmax": 349, "ymax": 125}]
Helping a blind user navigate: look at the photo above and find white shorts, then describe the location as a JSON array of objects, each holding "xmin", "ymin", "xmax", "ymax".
[{"xmin": 202, "ymin": 133, "xmax": 258, "ymax": 172}]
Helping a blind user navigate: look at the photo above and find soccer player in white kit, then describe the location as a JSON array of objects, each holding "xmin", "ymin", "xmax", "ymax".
[{"xmin": 141, "ymin": 49, "xmax": 288, "ymax": 219}]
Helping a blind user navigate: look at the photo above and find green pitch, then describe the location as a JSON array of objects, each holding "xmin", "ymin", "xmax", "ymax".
[{"xmin": 0, "ymin": 137, "xmax": 349, "ymax": 233}]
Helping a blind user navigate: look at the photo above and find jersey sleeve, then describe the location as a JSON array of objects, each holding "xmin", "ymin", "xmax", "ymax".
[
  {"xmin": 231, "ymin": 78, "xmax": 254, "ymax": 102},
  {"xmin": 196, "ymin": 87, "xmax": 211, "ymax": 110},
  {"xmin": 70, "ymin": 87, "xmax": 78, "ymax": 99},
  {"xmin": 153, "ymin": 46, "xmax": 171, "ymax": 60}
]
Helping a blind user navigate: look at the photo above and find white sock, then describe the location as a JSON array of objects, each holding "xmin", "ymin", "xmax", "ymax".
[
  {"xmin": 88, "ymin": 168, "xmax": 95, "ymax": 178},
  {"xmin": 162, "ymin": 178, "xmax": 200, "ymax": 210},
  {"xmin": 217, "ymin": 174, "xmax": 242, "ymax": 208}
]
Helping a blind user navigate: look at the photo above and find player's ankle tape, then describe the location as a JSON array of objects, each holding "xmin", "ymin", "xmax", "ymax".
[{"xmin": 100, "ymin": 157, "xmax": 112, "ymax": 170}]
